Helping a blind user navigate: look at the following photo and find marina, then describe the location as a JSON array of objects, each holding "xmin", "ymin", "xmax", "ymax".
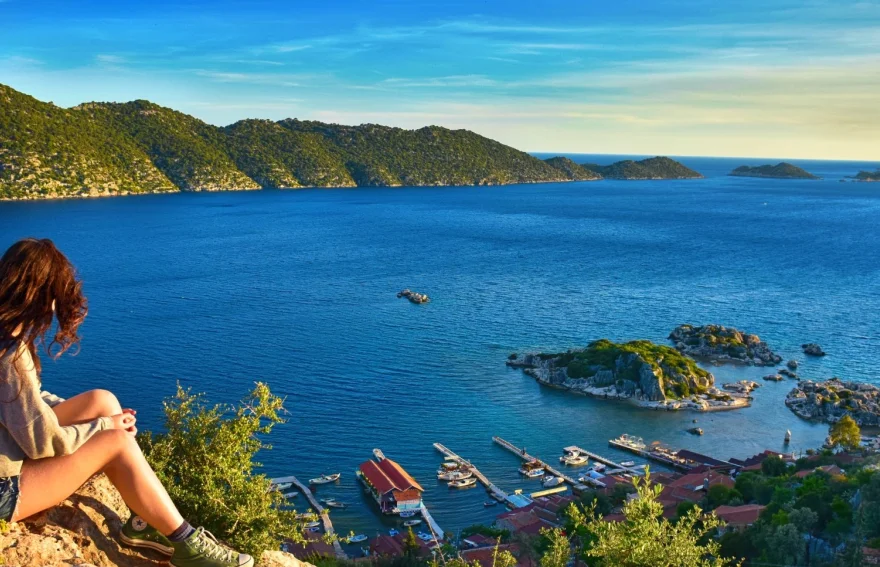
[
  {"xmin": 433, "ymin": 442, "xmax": 512, "ymax": 504},
  {"xmin": 270, "ymin": 475, "xmax": 348, "ymax": 560},
  {"xmin": 492, "ymin": 436, "xmax": 589, "ymax": 492},
  {"xmin": 607, "ymin": 434, "xmax": 737, "ymax": 472}
]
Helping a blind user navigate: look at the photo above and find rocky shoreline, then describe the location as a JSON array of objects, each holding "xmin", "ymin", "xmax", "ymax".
[
  {"xmin": 507, "ymin": 340, "xmax": 750, "ymax": 412},
  {"xmin": 785, "ymin": 378, "xmax": 880, "ymax": 426},
  {"xmin": 669, "ymin": 324, "xmax": 782, "ymax": 366}
]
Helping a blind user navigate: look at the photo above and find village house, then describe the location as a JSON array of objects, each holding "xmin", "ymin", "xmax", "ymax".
[{"xmin": 357, "ymin": 456, "xmax": 424, "ymax": 514}]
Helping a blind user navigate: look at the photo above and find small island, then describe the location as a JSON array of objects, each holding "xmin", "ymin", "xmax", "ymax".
[
  {"xmin": 507, "ymin": 339, "xmax": 749, "ymax": 411},
  {"xmin": 853, "ymin": 169, "xmax": 880, "ymax": 182},
  {"xmin": 785, "ymin": 378, "xmax": 880, "ymax": 426},
  {"xmin": 398, "ymin": 289, "xmax": 429, "ymax": 304},
  {"xmin": 668, "ymin": 324, "xmax": 782, "ymax": 366},
  {"xmin": 580, "ymin": 157, "xmax": 703, "ymax": 180},
  {"xmin": 543, "ymin": 157, "xmax": 603, "ymax": 181},
  {"xmin": 728, "ymin": 162, "xmax": 819, "ymax": 180}
]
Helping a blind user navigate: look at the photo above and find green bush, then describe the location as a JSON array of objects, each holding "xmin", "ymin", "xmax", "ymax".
[{"xmin": 139, "ymin": 382, "xmax": 302, "ymax": 557}]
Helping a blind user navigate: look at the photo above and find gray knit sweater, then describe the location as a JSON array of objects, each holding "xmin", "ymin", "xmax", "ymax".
[{"xmin": 0, "ymin": 343, "xmax": 110, "ymax": 477}]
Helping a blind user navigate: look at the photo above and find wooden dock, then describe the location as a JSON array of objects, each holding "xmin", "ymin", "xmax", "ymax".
[
  {"xmin": 564, "ymin": 445, "xmax": 644, "ymax": 475},
  {"xmin": 419, "ymin": 504, "xmax": 445, "ymax": 540},
  {"xmin": 492, "ymin": 437, "xmax": 589, "ymax": 492},
  {"xmin": 433, "ymin": 443, "xmax": 512, "ymax": 503},
  {"xmin": 272, "ymin": 476, "xmax": 347, "ymax": 560}
]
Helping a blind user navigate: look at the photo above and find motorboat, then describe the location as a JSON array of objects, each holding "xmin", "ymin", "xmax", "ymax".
[
  {"xmin": 450, "ymin": 477, "xmax": 478, "ymax": 488},
  {"xmin": 322, "ymin": 498, "xmax": 347, "ymax": 509},
  {"xmin": 270, "ymin": 482, "xmax": 293, "ymax": 492},
  {"xmin": 483, "ymin": 500, "xmax": 498, "ymax": 507},
  {"xmin": 417, "ymin": 532, "xmax": 435, "ymax": 542},
  {"xmin": 589, "ymin": 462, "xmax": 606, "ymax": 472},
  {"xmin": 399, "ymin": 511, "xmax": 418, "ymax": 518},
  {"xmin": 403, "ymin": 519, "xmax": 422, "ymax": 527},
  {"xmin": 439, "ymin": 462, "xmax": 460, "ymax": 471},
  {"xmin": 560, "ymin": 453, "xmax": 588, "ymax": 466},
  {"xmin": 619, "ymin": 461, "xmax": 636, "ymax": 467},
  {"xmin": 347, "ymin": 534, "xmax": 368, "ymax": 544},
  {"xmin": 438, "ymin": 470, "xmax": 473, "ymax": 481},
  {"xmin": 609, "ymin": 434, "xmax": 647, "ymax": 452},
  {"xmin": 542, "ymin": 476, "xmax": 564, "ymax": 488},
  {"xmin": 309, "ymin": 473, "xmax": 341, "ymax": 485},
  {"xmin": 282, "ymin": 491, "xmax": 299, "ymax": 499},
  {"xmin": 389, "ymin": 529, "xmax": 400, "ymax": 536},
  {"xmin": 521, "ymin": 467, "xmax": 544, "ymax": 478}
]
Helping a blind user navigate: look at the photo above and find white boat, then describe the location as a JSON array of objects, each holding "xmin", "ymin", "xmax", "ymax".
[
  {"xmin": 520, "ymin": 467, "xmax": 544, "ymax": 478},
  {"xmin": 439, "ymin": 462, "xmax": 459, "ymax": 471},
  {"xmin": 322, "ymin": 498, "xmax": 347, "ymax": 509},
  {"xmin": 543, "ymin": 476, "xmax": 564, "ymax": 488},
  {"xmin": 304, "ymin": 521, "xmax": 321, "ymax": 529},
  {"xmin": 399, "ymin": 511, "xmax": 418, "ymax": 518},
  {"xmin": 417, "ymin": 531, "xmax": 435, "ymax": 542},
  {"xmin": 270, "ymin": 482, "xmax": 293, "ymax": 492},
  {"xmin": 589, "ymin": 462, "xmax": 606, "ymax": 472},
  {"xmin": 282, "ymin": 491, "xmax": 299, "ymax": 499},
  {"xmin": 620, "ymin": 461, "xmax": 636, "ymax": 467},
  {"xmin": 309, "ymin": 473, "xmax": 341, "ymax": 485},
  {"xmin": 610, "ymin": 434, "xmax": 646, "ymax": 452},
  {"xmin": 403, "ymin": 519, "xmax": 422, "ymax": 527},
  {"xmin": 439, "ymin": 470, "xmax": 473, "ymax": 482},
  {"xmin": 560, "ymin": 453, "xmax": 588, "ymax": 466},
  {"xmin": 347, "ymin": 534, "xmax": 368, "ymax": 544},
  {"xmin": 450, "ymin": 477, "xmax": 477, "ymax": 488}
]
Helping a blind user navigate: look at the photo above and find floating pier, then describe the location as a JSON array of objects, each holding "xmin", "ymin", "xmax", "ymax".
[
  {"xmin": 433, "ymin": 443, "xmax": 515, "ymax": 505},
  {"xmin": 419, "ymin": 504, "xmax": 445, "ymax": 541},
  {"xmin": 492, "ymin": 437, "xmax": 589, "ymax": 492},
  {"xmin": 272, "ymin": 475, "xmax": 347, "ymax": 560},
  {"xmin": 563, "ymin": 446, "xmax": 644, "ymax": 476}
]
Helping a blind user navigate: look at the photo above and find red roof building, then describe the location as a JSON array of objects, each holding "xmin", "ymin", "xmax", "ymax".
[
  {"xmin": 369, "ymin": 533, "xmax": 433, "ymax": 558},
  {"xmin": 358, "ymin": 457, "xmax": 424, "ymax": 514},
  {"xmin": 461, "ymin": 544, "xmax": 538, "ymax": 567},
  {"xmin": 714, "ymin": 504, "xmax": 765, "ymax": 529}
]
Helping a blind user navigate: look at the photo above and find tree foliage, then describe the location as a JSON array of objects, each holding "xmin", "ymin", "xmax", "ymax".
[
  {"xmin": 828, "ymin": 416, "xmax": 861, "ymax": 450},
  {"xmin": 139, "ymin": 382, "xmax": 301, "ymax": 557}
]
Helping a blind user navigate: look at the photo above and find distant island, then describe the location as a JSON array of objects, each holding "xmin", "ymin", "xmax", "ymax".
[
  {"xmin": 581, "ymin": 157, "xmax": 703, "ymax": 180},
  {"xmin": 542, "ymin": 157, "xmax": 602, "ymax": 181},
  {"xmin": 854, "ymin": 169, "xmax": 880, "ymax": 182},
  {"xmin": 669, "ymin": 324, "xmax": 782, "ymax": 366},
  {"xmin": 729, "ymin": 162, "xmax": 819, "ymax": 179},
  {"xmin": 507, "ymin": 339, "xmax": 748, "ymax": 411}
]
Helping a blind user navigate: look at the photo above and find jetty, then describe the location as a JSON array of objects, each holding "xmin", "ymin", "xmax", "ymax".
[
  {"xmin": 563, "ymin": 445, "xmax": 644, "ymax": 476},
  {"xmin": 272, "ymin": 475, "xmax": 347, "ymax": 560},
  {"xmin": 492, "ymin": 437, "xmax": 589, "ymax": 492},
  {"xmin": 419, "ymin": 504, "xmax": 445, "ymax": 541},
  {"xmin": 433, "ymin": 443, "xmax": 513, "ymax": 505}
]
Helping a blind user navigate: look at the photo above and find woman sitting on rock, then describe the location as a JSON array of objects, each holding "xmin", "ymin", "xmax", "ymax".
[{"xmin": 0, "ymin": 238, "xmax": 252, "ymax": 567}]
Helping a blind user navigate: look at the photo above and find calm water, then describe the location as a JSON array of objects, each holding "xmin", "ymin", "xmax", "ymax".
[{"xmin": 1, "ymin": 155, "xmax": 878, "ymax": 541}]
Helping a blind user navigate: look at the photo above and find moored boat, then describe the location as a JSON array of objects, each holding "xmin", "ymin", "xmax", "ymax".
[
  {"xmin": 560, "ymin": 453, "xmax": 588, "ymax": 466},
  {"xmin": 620, "ymin": 461, "xmax": 636, "ymax": 467},
  {"xmin": 310, "ymin": 473, "xmax": 341, "ymax": 485},
  {"xmin": 347, "ymin": 534, "xmax": 368, "ymax": 544},
  {"xmin": 399, "ymin": 511, "xmax": 417, "ymax": 518},
  {"xmin": 438, "ymin": 470, "xmax": 473, "ymax": 481},
  {"xmin": 543, "ymin": 476, "xmax": 564, "ymax": 488},
  {"xmin": 389, "ymin": 529, "xmax": 400, "ymax": 536},
  {"xmin": 403, "ymin": 519, "xmax": 422, "ymax": 527},
  {"xmin": 282, "ymin": 491, "xmax": 299, "ymax": 499},
  {"xmin": 304, "ymin": 521, "xmax": 321, "ymax": 529},
  {"xmin": 483, "ymin": 500, "xmax": 498, "ymax": 507},
  {"xmin": 449, "ymin": 477, "xmax": 477, "ymax": 488}
]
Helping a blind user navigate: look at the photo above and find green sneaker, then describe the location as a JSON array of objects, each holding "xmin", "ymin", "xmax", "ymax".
[
  {"xmin": 120, "ymin": 514, "xmax": 174, "ymax": 556},
  {"xmin": 170, "ymin": 527, "xmax": 253, "ymax": 567}
]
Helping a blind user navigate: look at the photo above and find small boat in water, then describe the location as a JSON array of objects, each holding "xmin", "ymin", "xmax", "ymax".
[
  {"xmin": 450, "ymin": 477, "xmax": 477, "ymax": 488},
  {"xmin": 620, "ymin": 461, "xmax": 636, "ymax": 467},
  {"xmin": 270, "ymin": 481, "xmax": 293, "ymax": 492},
  {"xmin": 282, "ymin": 491, "xmax": 299, "ymax": 499},
  {"xmin": 784, "ymin": 430, "xmax": 792, "ymax": 444},
  {"xmin": 543, "ymin": 476, "xmax": 564, "ymax": 488},
  {"xmin": 484, "ymin": 500, "xmax": 498, "ymax": 507},
  {"xmin": 309, "ymin": 473, "xmax": 341, "ymax": 485},
  {"xmin": 403, "ymin": 519, "xmax": 422, "ymax": 527},
  {"xmin": 438, "ymin": 470, "xmax": 473, "ymax": 481},
  {"xmin": 399, "ymin": 511, "xmax": 417, "ymax": 518},
  {"xmin": 389, "ymin": 529, "xmax": 400, "ymax": 536},
  {"xmin": 347, "ymin": 534, "xmax": 368, "ymax": 544},
  {"xmin": 417, "ymin": 531, "xmax": 435, "ymax": 542},
  {"xmin": 304, "ymin": 521, "xmax": 321, "ymax": 529},
  {"xmin": 322, "ymin": 499, "xmax": 347, "ymax": 509},
  {"xmin": 560, "ymin": 453, "xmax": 588, "ymax": 466}
]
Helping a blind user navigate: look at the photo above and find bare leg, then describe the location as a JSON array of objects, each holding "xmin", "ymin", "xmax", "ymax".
[
  {"xmin": 51, "ymin": 389, "xmax": 123, "ymax": 426},
  {"xmin": 14, "ymin": 429, "xmax": 184, "ymax": 534}
]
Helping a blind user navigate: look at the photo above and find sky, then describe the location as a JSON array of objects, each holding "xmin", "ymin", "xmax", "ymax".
[{"xmin": 1, "ymin": 0, "xmax": 878, "ymax": 160}]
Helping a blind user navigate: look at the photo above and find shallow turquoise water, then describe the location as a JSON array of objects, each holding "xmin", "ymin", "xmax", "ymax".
[{"xmin": 1, "ymin": 155, "xmax": 878, "ymax": 540}]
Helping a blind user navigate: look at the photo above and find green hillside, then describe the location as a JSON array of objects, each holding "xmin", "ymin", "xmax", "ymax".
[
  {"xmin": 854, "ymin": 169, "xmax": 880, "ymax": 181},
  {"xmin": 279, "ymin": 120, "xmax": 570, "ymax": 186},
  {"xmin": 582, "ymin": 156, "xmax": 703, "ymax": 180},
  {"xmin": 0, "ymin": 84, "xmax": 176, "ymax": 199},
  {"xmin": 543, "ymin": 157, "xmax": 602, "ymax": 180},
  {"xmin": 75, "ymin": 101, "xmax": 259, "ymax": 191},
  {"xmin": 729, "ymin": 162, "xmax": 819, "ymax": 179}
]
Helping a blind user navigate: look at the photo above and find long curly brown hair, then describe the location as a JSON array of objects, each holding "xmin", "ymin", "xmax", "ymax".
[{"xmin": 0, "ymin": 238, "xmax": 88, "ymax": 376}]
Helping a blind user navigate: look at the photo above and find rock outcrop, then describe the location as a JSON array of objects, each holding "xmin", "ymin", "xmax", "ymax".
[
  {"xmin": 507, "ymin": 339, "xmax": 748, "ymax": 411},
  {"xmin": 0, "ymin": 474, "xmax": 313, "ymax": 567},
  {"xmin": 729, "ymin": 163, "xmax": 819, "ymax": 179},
  {"xmin": 669, "ymin": 324, "xmax": 782, "ymax": 366},
  {"xmin": 785, "ymin": 378, "xmax": 880, "ymax": 426},
  {"xmin": 802, "ymin": 343, "xmax": 826, "ymax": 356}
]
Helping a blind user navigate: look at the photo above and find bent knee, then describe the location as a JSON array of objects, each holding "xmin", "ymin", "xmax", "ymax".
[
  {"xmin": 100, "ymin": 428, "xmax": 140, "ymax": 452},
  {"xmin": 87, "ymin": 389, "xmax": 122, "ymax": 417}
]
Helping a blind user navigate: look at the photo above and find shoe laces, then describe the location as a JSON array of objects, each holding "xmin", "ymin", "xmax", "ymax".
[{"xmin": 193, "ymin": 527, "xmax": 237, "ymax": 562}]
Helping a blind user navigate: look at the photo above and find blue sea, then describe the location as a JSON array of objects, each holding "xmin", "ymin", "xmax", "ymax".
[{"xmin": 1, "ymin": 154, "xmax": 878, "ymax": 541}]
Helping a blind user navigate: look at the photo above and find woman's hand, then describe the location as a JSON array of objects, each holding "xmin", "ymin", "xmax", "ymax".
[{"xmin": 110, "ymin": 412, "xmax": 137, "ymax": 436}]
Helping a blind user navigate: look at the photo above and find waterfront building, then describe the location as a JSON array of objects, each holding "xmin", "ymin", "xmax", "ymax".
[{"xmin": 357, "ymin": 456, "xmax": 424, "ymax": 514}]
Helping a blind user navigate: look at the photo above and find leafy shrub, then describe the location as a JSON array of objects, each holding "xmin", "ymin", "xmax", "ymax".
[{"xmin": 139, "ymin": 382, "xmax": 302, "ymax": 556}]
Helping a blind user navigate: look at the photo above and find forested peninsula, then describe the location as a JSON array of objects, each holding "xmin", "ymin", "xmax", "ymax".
[{"xmin": 1, "ymin": 84, "xmax": 702, "ymax": 200}]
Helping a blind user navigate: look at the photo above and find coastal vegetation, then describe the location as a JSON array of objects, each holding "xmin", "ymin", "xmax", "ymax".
[
  {"xmin": 668, "ymin": 324, "xmax": 782, "ymax": 366},
  {"xmin": 542, "ymin": 157, "xmax": 602, "ymax": 181},
  {"xmin": 854, "ymin": 170, "xmax": 880, "ymax": 182},
  {"xmin": 138, "ymin": 382, "xmax": 304, "ymax": 556},
  {"xmin": 729, "ymin": 163, "xmax": 819, "ymax": 179},
  {"xmin": 508, "ymin": 339, "xmax": 734, "ymax": 409},
  {"xmin": 581, "ymin": 157, "xmax": 703, "ymax": 180},
  {"xmin": 0, "ymin": 82, "xmax": 572, "ymax": 199}
]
